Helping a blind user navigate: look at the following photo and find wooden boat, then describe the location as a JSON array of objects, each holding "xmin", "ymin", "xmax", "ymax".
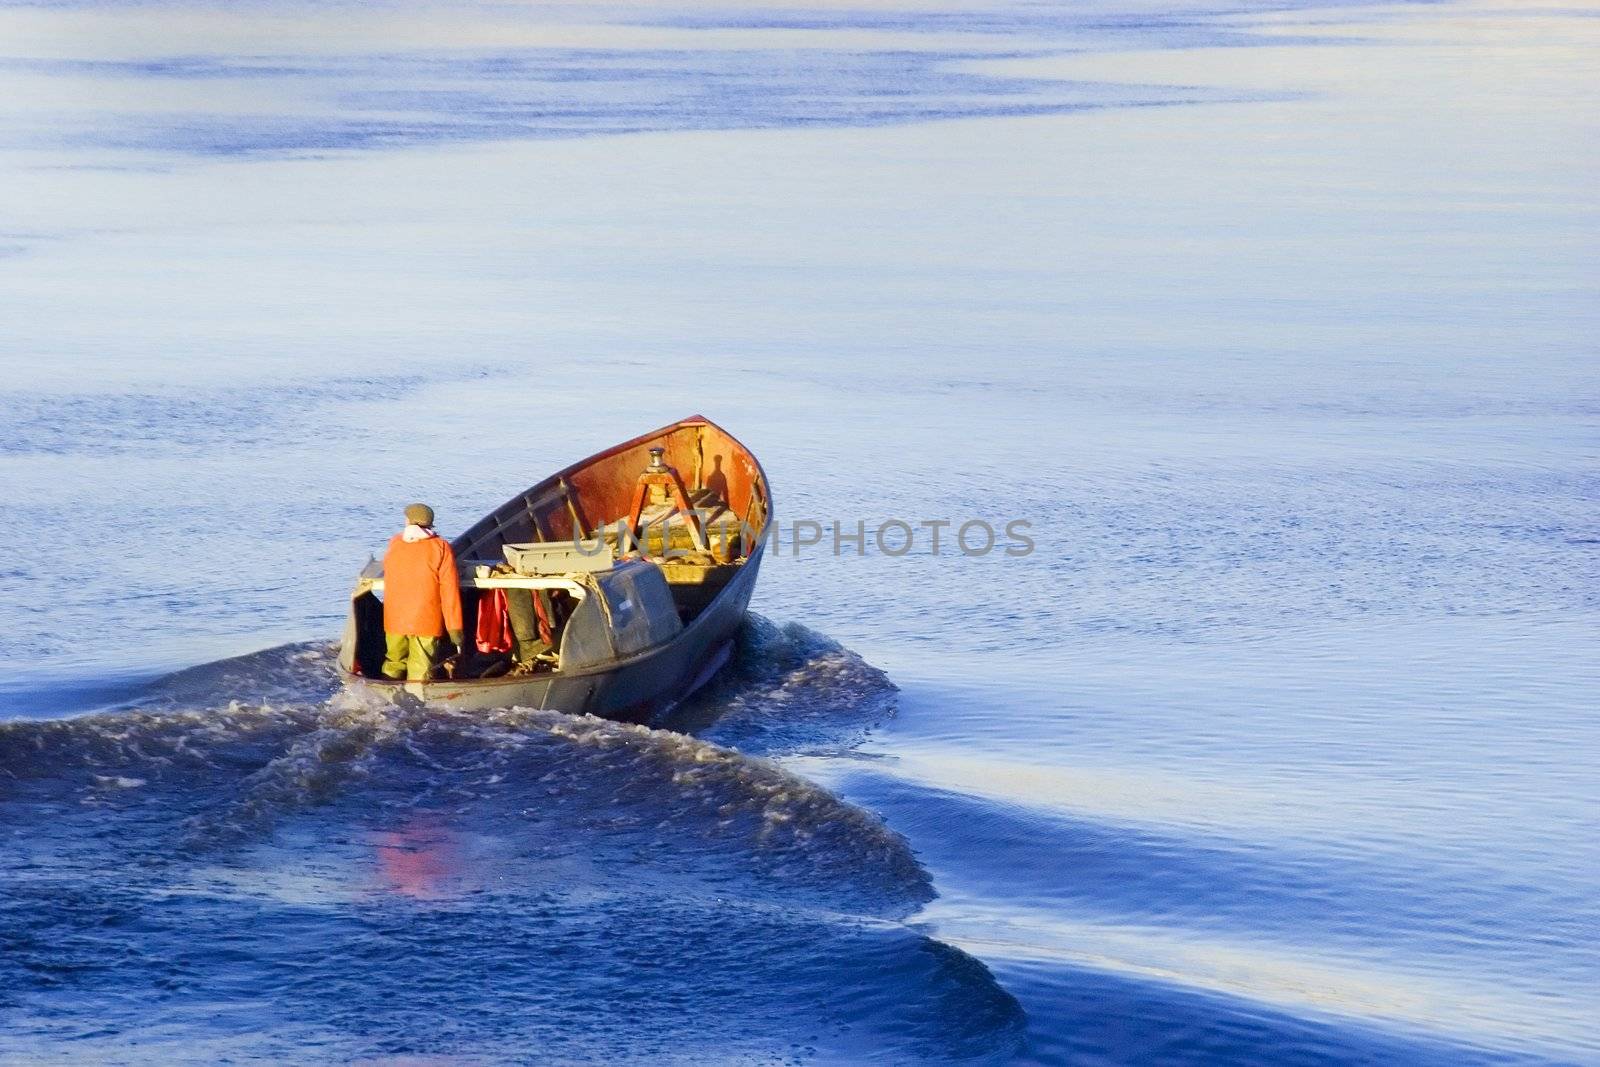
[{"xmin": 337, "ymin": 415, "xmax": 770, "ymax": 720}]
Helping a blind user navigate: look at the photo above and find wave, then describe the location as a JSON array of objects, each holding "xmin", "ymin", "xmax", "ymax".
[
  {"xmin": 670, "ymin": 614, "xmax": 901, "ymax": 756},
  {"xmin": 1, "ymin": 620, "xmax": 926, "ymax": 915},
  {"xmin": 0, "ymin": 618, "xmax": 1025, "ymax": 1064}
]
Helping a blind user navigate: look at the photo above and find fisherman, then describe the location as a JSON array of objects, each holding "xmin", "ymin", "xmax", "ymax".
[{"xmin": 381, "ymin": 503, "xmax": 465, "ymax": 681}]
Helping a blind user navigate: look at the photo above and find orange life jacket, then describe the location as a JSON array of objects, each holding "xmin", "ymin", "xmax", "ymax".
[{"xmin": 382, "ymin": 532, "xmax": 464, "ymax": 638}]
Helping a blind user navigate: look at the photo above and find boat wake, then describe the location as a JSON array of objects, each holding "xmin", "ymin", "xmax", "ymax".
[
  {"xmin": 0, "ymin": 617, "xmax": 1024, "ymax": 1064},
  {"xmin": 671, "ymin": 614, "xmax": 903, "ymax": 756}
]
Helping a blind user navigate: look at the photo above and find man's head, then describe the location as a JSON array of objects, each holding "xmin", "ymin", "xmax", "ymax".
[{"xmin": 404, "ymin": 502, "xmax": 435, "ymax": 528}]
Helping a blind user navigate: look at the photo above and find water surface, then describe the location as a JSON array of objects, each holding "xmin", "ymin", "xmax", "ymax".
[{"xmin": 1, "ymin": 0, "xmax": 1596, "ymax": 1062}]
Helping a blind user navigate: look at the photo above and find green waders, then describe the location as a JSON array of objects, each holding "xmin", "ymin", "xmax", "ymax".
[
  {"xmin": 504, "ymin": 589, "xmax": 554, "ymax": 665},
  {"xmin": 382, "ymin": 634, "xmax": 442, "ymax": 681}
]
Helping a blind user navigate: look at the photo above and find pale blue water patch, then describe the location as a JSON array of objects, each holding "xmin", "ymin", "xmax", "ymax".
[
  {"xmin": 0, "ymin": 0, "xmax": 1307, "ymax": 168},
  {"xmin": 0, "ymin": 48, "xmax": 1256, "ymax": 158},
  {"xmin": 795, "ymin": 627, "xmax": 1600, "ymax": 1062},
  {"xmin": 0, "ymin": 368, "xmax": 491, "ymax": 455},
  {"xmin": 634, "ymin": 1, "xmax": 1362, "ymax": 38}
]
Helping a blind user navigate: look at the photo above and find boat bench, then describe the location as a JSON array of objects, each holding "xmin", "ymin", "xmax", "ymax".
[{"xmin": 600, "ymin": 490, "xmax": 746, "ymax": 559}]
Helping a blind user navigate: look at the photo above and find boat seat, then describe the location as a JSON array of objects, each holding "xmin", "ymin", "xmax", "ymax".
[
  {"xmin": 686, "ymin": 487, "xmax": 723, "ymax": 510},
  {"xmin": 602, "ymin": 497, "xmax": 744, "ymax": 559}
]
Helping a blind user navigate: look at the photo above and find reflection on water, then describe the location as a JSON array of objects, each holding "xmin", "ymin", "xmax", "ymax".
[
  {"xmin": 373, "ymin": 818, "xmax": 468, "ymax": 901},
  {"xmin": 926, "ymin": 902, "xmax": 1600, "ymax": 1053}
]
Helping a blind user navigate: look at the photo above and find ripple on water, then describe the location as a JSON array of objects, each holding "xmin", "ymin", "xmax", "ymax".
[{"xmin": 0, "ymin": 629, "xmax": 1025, "ymax": 1064}]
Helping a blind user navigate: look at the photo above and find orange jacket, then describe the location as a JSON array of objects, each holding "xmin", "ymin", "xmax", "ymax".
[{"xmin": 382, "ymin": 532, "xmax": 464, "ymax": 638}]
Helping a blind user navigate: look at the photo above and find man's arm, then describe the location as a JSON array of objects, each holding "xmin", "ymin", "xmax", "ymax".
[{"xmin": 438, "ymin": 543, "xmax": 465, "ymax": 648}]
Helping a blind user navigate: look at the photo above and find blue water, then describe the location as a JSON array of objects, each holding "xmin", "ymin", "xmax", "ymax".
[{"xmin": 2, "ymin": 0, "xmax": 1597, "ymax": 1063}]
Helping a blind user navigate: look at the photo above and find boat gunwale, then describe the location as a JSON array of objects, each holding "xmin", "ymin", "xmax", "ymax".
[{"xmin": 454, "ymin": 413, "xmax": 771, "ymax": 560}]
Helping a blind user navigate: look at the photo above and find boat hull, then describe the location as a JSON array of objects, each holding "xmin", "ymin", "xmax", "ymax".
[{"xmin": 341, "ymin": 540, "xmax": 762, "ymax": 722}]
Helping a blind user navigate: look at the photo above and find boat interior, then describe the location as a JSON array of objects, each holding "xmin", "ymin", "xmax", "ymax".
[{"xmin": 344, "ymin": 418, "xmax": 769, "ymax": 682}]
